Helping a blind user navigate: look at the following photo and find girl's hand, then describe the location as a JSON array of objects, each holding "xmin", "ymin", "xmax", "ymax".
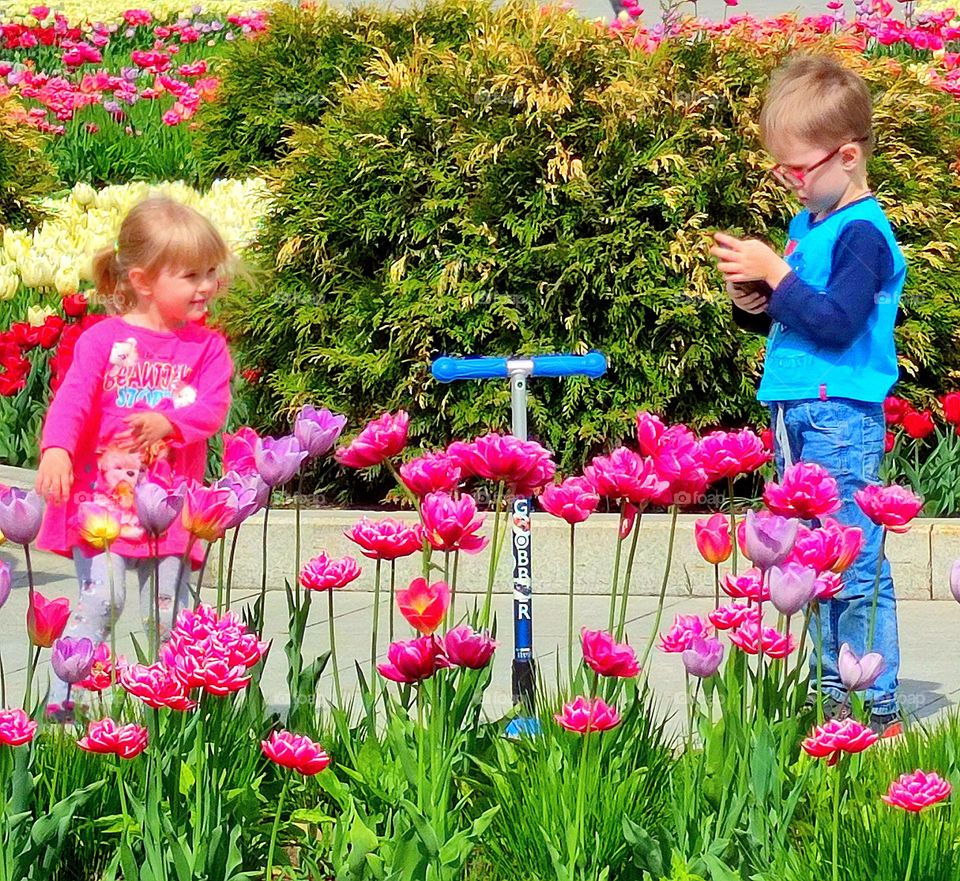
[
  {"xmin": 36, "ymin": 447, "xmax": 73, "ymax": 505},
  {"xmin": 710, "ymin": 232, "xmax": 791, "ymax": 288},
  {"xmin": 118, "ymin": 412, "xmax": 174, "ymax": 453}
]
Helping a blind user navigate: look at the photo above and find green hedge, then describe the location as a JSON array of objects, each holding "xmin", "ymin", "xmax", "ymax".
[
  {"xmin": 0, "ymin": 96, "xmax": 57, "ymax": 228},
  {"xmin": 213, "ymin": 1, "xmax": 960, "ymax": 501}
]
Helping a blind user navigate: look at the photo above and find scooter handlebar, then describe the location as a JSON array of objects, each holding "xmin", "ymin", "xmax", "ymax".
[{"xmin": 432, "ymin": 352, "xmax": 606, "ymax": 383}]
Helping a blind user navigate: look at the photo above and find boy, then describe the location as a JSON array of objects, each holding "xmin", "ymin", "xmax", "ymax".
[{"xmin": 709, "ymin": 55, "xmax": 905, "ymax": 737}]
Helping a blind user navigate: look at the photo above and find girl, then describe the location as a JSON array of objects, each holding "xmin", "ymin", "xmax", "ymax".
[{"xmin": 35, "ymin": 197, "xmax": 235, "ymax": 719}]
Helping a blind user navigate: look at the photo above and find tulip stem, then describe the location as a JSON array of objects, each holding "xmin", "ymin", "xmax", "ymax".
[
  {"xmin": 865, "ymin": 531, "xmax": 886, "ymax": 653},
  {"xmin": 567, "ymin": 524, "xmax": 576, "ymax": 686},
  {"xmin": 257, "ymin": 501, "xmax": 271, "ymax": 638},
  {"xmin": 216, "ymin": 537, "xmax": 226, "ymax": 615},
  {"xmin": 328, "ymin": 587, "xmax": 342, "ymax": 707},
  {"xmin": 607, "ymin": 504, "xmax": 626, "ymax": 633},
  {"xmin": 196, "ymin": 544, "xmax": 212, "ymax": 602},
  {"xmin": 152, "ymin": 537, "xmax": 161, "ymax": 661},
  {"xmin": 815, "ymin": 605, "xmax": 825, "ymax": 723},
  {"xmin": 295, "ymin": 472, "xmax": 304, "ymax": 611},
  {"xmin": 573, "ymin": 731, "xmax": 590, "ymax": 871},
  {"xmin": 904, "ymin": 829, "xmax": 916, "ymax": 881},
  {"xmin": 448, "ymin": 550, "xmax": 460, "ymax": 629},
  {"xmin": 639, "ymin": 504, "xmax": 679, "ymax": 674},
  {"xmin": 482, "ymin": 481, "xmax": 505, "ymax": 627},
  {"xmin": 22, "ymin": 645, "xmax": 40, "ymax": 713},
  {"xmin": 616, "ymin": 511, "xmax": 642, "ymax": 642},
  {"xmin": 225, "ymin": 525, "xmax": 241, "ymax": 611},
  {"xmin": 727, "ymin": 477, "xmax": 738, "ymax": 577},
  {"xmin": 831, "ymin": 765, "xmax": 840, "ymax": 881},
  {"xmin": 23, "ymin": 543, "xmax": 35, "ymax": 607},
  {"xmin": 370, "ymin": 559, "xmax": 382, "ymax": 684},
  {"xmin": 172, "ymin": 535, "xmax": 197, "ymax": 626},
  {"xmin": 713, "ymin": 563, "xmax": 720, "ymax": 609},
  {"xmin": 0, "ymin": 647, "xmax": 6, "ymax": 707},
  {"xmin": 389, "ymin": 560, "xmax": 396, "ymax": 643},
  {"xmin": 265, "ymin": 773, "xmax": 291, "ymax": 881},
  {"xmin": 105, "ymin": 547, "xmax": 118, "ymax": 697},
  {"xmin": 115, "ymin": 761, "xmax": 130, "ymax": 851}
]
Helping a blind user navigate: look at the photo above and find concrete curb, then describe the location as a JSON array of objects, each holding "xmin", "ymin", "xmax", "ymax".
[{"xmin": 2, "ymin": 463, "xmax": 955, "ymax": 598}]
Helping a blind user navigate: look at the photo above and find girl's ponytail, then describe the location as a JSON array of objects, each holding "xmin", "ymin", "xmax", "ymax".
[{"xmin": 90, "ymin": 243, "xmax": 134, "ymax": 314}]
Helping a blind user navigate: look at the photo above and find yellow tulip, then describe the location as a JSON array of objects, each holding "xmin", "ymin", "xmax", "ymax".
[
  {"xmin": 27, "ymin": 305, "xmax": 55, "ymax": 327},
  {"xmin": 78, "ymin": 503, "xmax": 121, "ymax": 550}
]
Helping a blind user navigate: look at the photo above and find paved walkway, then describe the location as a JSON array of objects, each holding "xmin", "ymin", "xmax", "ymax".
[{"xmin": 0, "ymin": 543, "xmax": 957, "ymax": 730}]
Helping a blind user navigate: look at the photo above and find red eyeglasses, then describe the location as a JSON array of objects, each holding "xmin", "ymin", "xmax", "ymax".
[{"xmin": 770, "ymin": 136, "xmax": 869, "ymax": 188}]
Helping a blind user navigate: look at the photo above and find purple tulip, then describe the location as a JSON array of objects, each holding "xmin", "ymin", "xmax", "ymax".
[
  {"xmin": 950, "ymin": 559, "xmax": 960, "ymax": 604},
  {"xmin": 768, "ymin": 561, "xmax": 818, "ymax": 616},
  {"xmin": 0, "ymin": 559, "xmax": 10, "ymax": 609},
  {"xmin": 214, "ymin": 472, "xmax": 267, "ymax": 528},
  {"xmin": 255, "ymin": 435, "xmax": 309, "ymax": 487},
  {"xmin": 134, "ymin": 481, "xmax": 185, "ymax": 537},
  {"xmin": 51, "ymin": 637, "xmax": 95, "ymax": 684},
  {"xmin": 0, "ymin": 488, "xmax": 44, "ymax": 545},
  {"xmin": 838, "ymin": 642, "xmax": 885, "ymax": 692},
  {"xmin": 744, "ymin": 509, "xmax": 798, "ymax": 571},
  {"xmin": 294, "ymin": 406, "xmax": 346, "ymax": 459},
  {"xmin": 681, "ymin": 636, "xmax": 724, "ymax": 678}
]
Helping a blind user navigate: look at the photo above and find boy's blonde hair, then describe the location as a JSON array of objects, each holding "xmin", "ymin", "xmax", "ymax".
[
  {"xmin": 91, "ymin": 197, "xmax": 235, "ymax": 314},
  {"xmin": 759, "ymin": 55, "xmax": 874, "ymax": 158}
]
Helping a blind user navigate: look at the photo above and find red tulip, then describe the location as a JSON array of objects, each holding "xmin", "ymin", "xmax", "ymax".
[
  {"xmin": 884, "ymin": 395, "xmax": 911, "ymax": 426},
  {"xmin": 902, "ymin": 408, "xmax": 935, "ymax": 440},
  {"xmin": 695, "ymin": 513, "xmax": 732, "ymax": 564},
  {"xmin": 581, "ymin": 629, "xmax": 640, "ymax": 678},
  {"xmin": 882, "ymin": 770, "xmax": 951, "ymax": 812},
  {"xmin": 446, "ymin": 433, "xmax": 556, "ymax": 495},
  {"xmin": 760, "ymin": 428, "xmax": 773, "ymax": 453},
  {"xmin": 38, "ymin": 315, "xmax": 64, "ymax": 349},
  {"xmin": 763, "ymin": 462, "xmax": 841, "ymax": 520},
  {"xmin": 659, "ymin": 614, "xmax": 713, "ymax": 653},
  {"xmin": 299, "ymin": 553, "xmax": 362, "ymax": 592},
  {"xmin": 0, "ymin": 708, "xmax": 37, "ymax": 746},
  {"xmin": 399, "ymin": 452, "xmax": 461, "ymax": 496},
  {"xmin": 261, "ymin": 730, "xmax": 331, "ymax": 775},
  {"xmin": 583, "ymin": 447, "xmax": 669, "ymax": 506},
  {"xmin": 61, "ymin": 292, "xmax": 88, "ymax": 318},
  {"xmin": 940, "ymin": 392, "xmax": 960, "ymax": 426},
  {"xmin": 539, "ymin": 476, "xmax": 599, "ymax": 524},
  {"xmin": 854, "ymin": 484, "xmax": 923, "ymax": 533},
  {"xmin": 420, "ymin": 492, "xmax": 488, "ymax": 554},
  {"xmin": 443, "ymin": 625, "xmax": 497, "ymax": 669},
  {"xmin": 27, "ymin": 592, "xmax": 70, "ymax": 648},
  {"xmin": 884, "ymin": 430, "xmax": 896, "ymax": 453},
  {"xmin": 802, "ymin": 718, "xmax": 878, "ymax": 765},
  {"xmin": 77, "ymin": 719, "xmax": 148, "ymax": 759},
  {"xmin": 377, "ymin": 635, "xmax": 449, "ymax": 683},
  {"xmin": 396, "ymin": 577, "xmax": 450, "ymax": 635},
  {"xmin": 555, "ymin": 696, "xmax": 621, "ymax": 734},
  {"xmin": 344, "ymin": 517, "xmax": 423, "ymax": 560},
  {"xmin": 119, "ymin": 662, "xmax": 197, "ymax": 711},
  {"xmin": 335, "ymin": 411, "xmax": 409, "ymax": 468}
]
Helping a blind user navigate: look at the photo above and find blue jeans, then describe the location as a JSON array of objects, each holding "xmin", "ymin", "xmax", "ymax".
[{"xmin": 770, "ymin": 398, "xmax": 900, "ymax": 716}]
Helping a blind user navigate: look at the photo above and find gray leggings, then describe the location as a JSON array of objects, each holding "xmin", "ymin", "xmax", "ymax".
[{"xmin": 48, "ymin": 550, "xmax": 191, "ymax": 705}]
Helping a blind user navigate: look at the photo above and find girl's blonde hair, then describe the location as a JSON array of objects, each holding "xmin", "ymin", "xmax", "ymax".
[
  {"xmin": 90, "ymin": 197, "xmax": 236, "ymax": 314},
  {"xmin": 759, "ymin": 55, "xmax": 874, "ymax": 158}
]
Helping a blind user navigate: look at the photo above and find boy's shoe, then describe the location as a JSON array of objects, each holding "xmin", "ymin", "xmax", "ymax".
[
  {"xmin": 803, "ymin": 694, "xmax": 849, "ymax": 721},
  {"xmin": 869, "ymin": 712, "xmax": 903, "ymax": 739}
]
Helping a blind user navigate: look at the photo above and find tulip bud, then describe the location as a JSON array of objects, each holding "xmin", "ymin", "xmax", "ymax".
[
  {"xmin": 681, "ymin": 636, "xmax": 724, "ymax": 678},
  {"xmin": 744, "ymin": 509, "xmax": 798, "ymax": 570},
  {"xmin": 838, "ymin": 643, "xmax": 885, "ymax": 692},
  {"xmin": 768, "ymin": 562, "xmax": 817, "ymax": 616}
]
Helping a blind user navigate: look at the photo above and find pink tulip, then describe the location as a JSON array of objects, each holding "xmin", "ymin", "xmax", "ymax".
[
  {"xmin": 708, "ymin": 602, "xmax": 754, "ymax": 631},
  {"xmin": 764, "ymin": 462, "xmax": 841, "ymax": 520},
  {"xmin": 802, "ymin": 718, "xmax": 878, "ymax": 764},
  {"xmin": 787, "ymin": 520, "xmax": 863, "ymax": 574},
  {"xmin": 729, "ymin": 618, "xmax": 795, "ymax": 659},
  {"xmin": 77, "ymin": 719, "xmax": 148, "ymax": 759},
  {"xmin": 722, "ymin": 568, "xmax": 769, "ymax": 602},
  {"xmin": 581, "ymin": 629, "xmax": 640, "ymax": 678},
  {"xmin": 396, "ymin": 578, "xmax": 450, "ymax": 635},
  {"xmin": 443, "ymin": 625, "xmax": 497, "ymax": 669},
  {"xmin": 695, "ymin": 513, "xmax": 732, "ymax": 564},
  {"xmin": 815, "ymin": 571, "xmax": 845, "ymax": 600},
  {"xmin": 399, "ymin": 452, "xmax": 461, "ymax": 497},
  {"xmin": 222, "ymin": 426, "xmax": 260, "ymax": 477},
  {"xmin": 882, "ymin": 770, "xmax": 951, "ymax": 812},
  {"xmin": 539, "ymin": 476, "xmax": 599, "ymax": 524},
  {"xmin": 0, "ymin": 708, "xmax": 37, "ymax": 746},
  {"xmin": 768, "ymin": 562, "xmax": 818, "ymax": 616},
  {"xmin": 583, "ymin": 447, "xmax": 669, "ymax": 505},
  {"xmin": 555, "ymin": 696, "xmax": 621, "ymax": 734},
  {"xmin": 335, "ymin": 411, "xmax": 409, "ymax": 469},
  {"xmin": 824, "ymin": 519, "xmax": 864, "ymax": 573},
  {"xmin": 344, "ymin": 517, "xmax": 423, "ymax": 560},
  {"xmin": 659, "ymin": 614, "xmax": 713, "ymax": 653},
  {"xmin": 77, "ymin": 643, "xmax": 115, "ymax": 692},
  {"xmin": 681, "ymin": 636, "xmax": 724, "ymax": 678},
  {"xmin": 838, "ymin": 643, "xmax": 885, "ymax": 692},
  {"xmin": 378, "ymin": 635, "xmax": 449, "ymax": 683},
  {"xmin": 293, "ymin": 406, "xmax": 346, "ymax": 459},
  {"xmin": 446, "ymin": 433, "xmax": 555, "ymax": 495},
  {"xmin": 854, "ymin": 484, "xmax": 923, "ymax": 533},
  {"xmin": 699, "ymin": 428, "xmax": 771, "ymax": 482},
  {"xmin": 0, "ymin": 560, "xmax": 9, "ymax": 609},
  {"xmin": 119, "ymin": 662, "xmax": 197, "ymax": 711},
  {"xmin": 299, "ymin": 553, "xmax": 362, "ymax": 592},
  {"xmin": 27, "ymin": 592, "xmax": 70, "ymax": 648},
  {"xmin": 262, "ymin": 730, "xmax": 331, "ymax": 775},
  {"xmin": 951, "ymin": 559, "xmax": 960, "ymax": 604},
  {"xmin": 181, "ymin": 481, "xmax": 239, "ymax": 542},
  {"xmin": 634, "ymin": 411, "xmax": 666, "ymax": 456},
  {"xmin": 744, "ymin": 509, "xmax": 798, "ymax": 570},
  {"xmin": 421, "ymin": 492, "xmax": 488, "ymax": 554}
]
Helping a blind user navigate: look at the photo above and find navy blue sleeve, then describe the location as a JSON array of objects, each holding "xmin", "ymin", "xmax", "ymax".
[
  {"xmin": 731, "ymin": 304, "xmax": 772, "ymax": 335},
  {"xmin": 765, "ymin": 221, "xmax": 895, "ymax": 350}
]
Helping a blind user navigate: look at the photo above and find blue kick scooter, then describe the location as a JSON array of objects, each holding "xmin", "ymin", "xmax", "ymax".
[{"xmin": 432, "ymin": 352, "xmax": 607, "ymax": 724}]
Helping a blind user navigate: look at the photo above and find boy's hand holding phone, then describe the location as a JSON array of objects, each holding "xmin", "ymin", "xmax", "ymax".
[{"xmin": 710, "ymin": 231, "xmax": 791, "ymax": 295}]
